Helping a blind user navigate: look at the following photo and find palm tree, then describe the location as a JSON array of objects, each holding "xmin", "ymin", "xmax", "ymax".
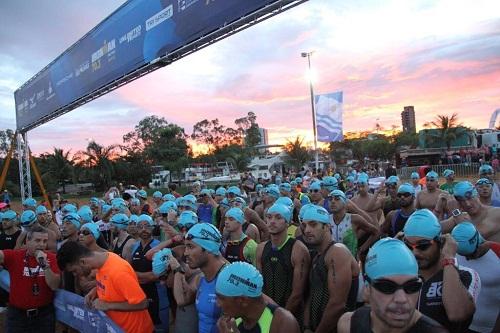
[
  {"xmin": 46, "ymin": 148, "xmax": 73, "ymax": 193},
  {"xmin": 423, "ymin": 113, "xmax": 469, "ymax": 150},
  {"xmin": 284, "ymin": 136, "xmax": 312, "ymax": 171},
  {"xmin": 75, "ymin": 141, "xmax": 119, "ymax": 190}
]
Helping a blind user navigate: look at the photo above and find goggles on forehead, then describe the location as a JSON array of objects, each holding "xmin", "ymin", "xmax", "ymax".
[
  {"xmin": 397, "ymin": 192, "xmax": 412, "ymax": 198},
  {"xmin": 185, "ymin": 233, "xmax": 221, "ymax": 243},
  {"xmin": 476, "ymin": 179, "xmax": 492, "ymax": 186},
  {"xmin": 454, "ymin": 190, "xmax": 475, "ymax": 202}
]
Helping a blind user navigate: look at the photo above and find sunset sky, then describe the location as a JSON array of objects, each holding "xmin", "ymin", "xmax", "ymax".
[{"xmin": 1, "ymin": 0, "xmax": 499, "ymax": 155}]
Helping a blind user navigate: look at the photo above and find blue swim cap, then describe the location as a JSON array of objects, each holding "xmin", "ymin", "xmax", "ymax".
[
  {"xmin": 130, "ymin": 198, "xmax": 140, "ymax": 206},
  {"xmin": 23, "ymin": 198, "xmax": 36, "ymax": 207},
  {"xmin": 451, "ymin": 222, "xmax": 485, "ymax": 256},
  {"xmin": 1, "ymin": 210, "xmax": 17, "ymax": 221},
  {"xmin": 137, "ymin": 190, "xmax": 148, "ymax": 199},
  {"xmin": 200, "ymin": 188, "xmax": 212, "ymax": 196},
  {"xmin": 357, "ymin": 174, "xmax": 369, "ymax": 185},
  {"xmin": 479, "ymin": 164, "xmax": 493, "ymax": 175},
  {"xmin": 454, "ymin": 181, "xmax": 478, "ymax": 199},
  {"xmin": 279, "ymin": 183, "xmax": 292, "ymax": 193},
  {"xmin": 225, "ymin": 207, "xmax": 245, "ymax": 224},
  {"xmin": 329, "ymin": 190, "xmax": 347, "ymax": 203},
  {"xmin": 220, "ymin": 198, "xmax": 231, "ymax": 209},
  {"xmin": 110, "ymin": 213, "xmax": 129, "ymax": 229},
  {"xmin": 275, "ymin": 196, "xmax": 294, "ymax": 210},
  {"xmin": 346, "ymin": 176, "xmax": 355, "ymax": 183},
  {"xmin": 163, "ymin": 194, "xmax": 176, "ymax": 202},
  {"xmin": 62, "ymin": 212, "xmax": 81, "ymax": 229},
  {"xmin": 111, "ymin": 198, "xmax": 128, "ymax": 213},
  {"xmin": 309, "ymin": 181, "xmax": 322, "ymax": 191},
  {"xmin": 35, "ymin": 205, "xmax": 48, "ymax": 215},
  {"xmin": 62, "ymin": 204, "xmax": 77, "ymax": 214},
  {"xmin": 411, "ymin": 172, "xmax": 420, "ymax": 180},
  {"xmin": 443, "ymin": 169, "xmax": 454, "ymax": 178},
  {"xmin": 101, "ymin": 204, "xmax": 112, "ymax": 215},
  {"xmin": 152, "ymin": 248, "xmax": 173, "ymax": 277},
  {"xmin": 299, "ymin": 204, "xmax": 316, "ymax": 221},
  {"xmin": 78, "ymin": 206, "xmax": 93, "ymax": 224},
  {"xmin": 230, "ymin": 197, "xmax": 247, "ymax": 208},
  {"xmin": 159, "ymin": 201, "xmax": 178, "ymax": 214},
  {"xmin": 322, "ymin": 176, "xmax": 338, "ymax": 190},
  {"xmin": 300, "ymin": 195, "xmax": 311, "ymax": 205},
  {"xmin": 302, "ymin": 205, "xmax": 330, "ymax": 224},
  {"xmin": 265, "ymin": 185, "xmax": 280, "ymax": 199},
  {"xmin": 334, "ymin": 173, "xmax": 341, "ymax": 180},
  {"xmin": 397, "ymin": 183, "xmax": 415, "ymax": 195},
  {"xmin": 153, "ymin": 191, "xmax": 163, "ymax": 199},
  {"xmin": 81, "ymin": 222, "xmax": 100, "ymax": 240},
  {"xmin": 267, "ymin": 203, "xmax": 292, "ymax": 223},
  {"xmin": 89, "ymin": 197, "xmax": 100, "ymax": 205},
  {"xmin": 386, "ymin": 175, "xmax": 400, "ymax": 185},
  {"xmin": 178, "ymin": 211, "xmax": 198, "ymax": 229},
  {"xmin": 186, "ymin": 223, "xmax": 222, "ymax": 255},
  {"xmin": 403, "ymin": 209, "xmax": 441, "ymax": 239},
  {"xmin": 21, "ymin": 210, "xmax": 37, "ymax": 227},
  {"xmin": 426, "ymin": 171, "xmax": 439, "ymax": 180},
  {"xmin": 365, "ymin": 238, "xmax": 418, "ymax": 280},
  {"xmin": 256, "ymin": 184, "xmax": 264, "ymax": 191},
  {"xmin": 138, "ymin": 214, "xmax": 154, "ymax": 226},
  {"xmin": 181, "ymin": 195, "xmax": 198, "ymax": 210},
  {"xmin": 216, "ymin": 261, "xmax": 263, "ymax": 298},
  {"xmin": 295, "ymin": 177, "xmax": 303, "ymax": 184},
  {"xmin": 227, "ymin": 186, "xmax": 241, "ymax": 196},
  {"xmin": 129, "ymin": 214, "xmax": 139, "ymax": 224},
  {"xmin": 215, "ymin": 187, "xmax": 227, "ymax": 196}
]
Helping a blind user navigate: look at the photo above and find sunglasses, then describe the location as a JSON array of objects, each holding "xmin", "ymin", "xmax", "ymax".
[
  {"xmin": 397, "ymin": 192, "xmax": 412, "ymax": 198},
  {"xmin": 454, "ymin": 191, "xmax": 474, "ymax": 202},
  {"xmin": 309, "ymin": 189, "xmax": 320, "ymax": 193},
  {"xmin": 78, "ymin": 230, "xmax": 92, "ymax": 236},
  {"xmin": 404, "ymin": 239, "xmax": 436, "ymax": 252},
  {"xmin": 366, "ymin": 277, "xmax": 422, "ymax": 294}
]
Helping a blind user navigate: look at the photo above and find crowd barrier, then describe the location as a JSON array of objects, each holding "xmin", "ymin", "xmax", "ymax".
[
  {"xmin": 0, "ymin": 270, "xmax": 123, "ymax": 333},
  {"xmin": 398, "ymin": 163, "xmax": 480, "ymax": 179}
]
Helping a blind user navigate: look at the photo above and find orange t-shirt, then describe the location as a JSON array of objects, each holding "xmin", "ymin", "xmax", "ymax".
[{"xmin": 96, "ymin": 252, "xmax": 154, "ymax": 333}]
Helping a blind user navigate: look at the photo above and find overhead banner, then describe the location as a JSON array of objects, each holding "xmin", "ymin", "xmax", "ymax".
[
  {"xmin": 315, "ymin": 91, "xmax": 343, "ymax": 142},
  {"xmin": 14, "ymin": 0, "xmax": 291, "ymax": 131}
]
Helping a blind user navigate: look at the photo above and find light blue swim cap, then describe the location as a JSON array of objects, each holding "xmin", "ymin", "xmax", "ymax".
[
  {"xmin": 386, "ymin": 175, "xmax": 400, "ymax": 185},
  {"xmin": 200, "ymin": 189, "xmax": 212, "ymax": 196},
  {"xmin": 403, "ymin": 209, "xmax": 441, "ymax": 239},
  {"xmin": 23, "ymin": 198, "xmax": 36, "ymax": 207},
  {"xmin": 279, "ymin": 183, "xmax": 292, "ymax": 193},
  {"xmin": 411, "ymin": 172, "xmax": 420, "ymax": 180},
  {"xmin": 479, "ymin": 164, "xmax": 493, "ymax": 175},
  {"xmin": 111, "ymin": 198, "xmax": 128, "ymax": 213},
  {"xmin": 62, "ymin": 212, "xmax": 81, "ymax": 229},
  {"xmin": 81, "ymin": 222, "xmax": 100, "ymax": 240},
  {"xmin": 225, "ymin": 207, "xmax": 245, "ymax": 224},
  {"xmin": 216, "ymin": 261, "xmax": 263, "ymax": 298},
  {"xmin": 178, "ymin": 211, "xmax": 198, "ymax": 229},
  {"xmin": 181, "ymin": 195, "xmax": 197, "ymax": 210},
  {"xmin": 163, "ymin": 194, "xmax": 176, "ymax": 202},
  {"xmin": 443, "ymin": 169, "xmax": 454, "ymax": 178},
  {"xmin": 130, "ymin": 198, "xmax": 140, "ymax": 206},
  {"xmin": 275, "ymin": 196, "xmax": 294, "ymax": 210},
  {"xmin": 346, "ymin": 176, "xmax": 355, "ymax": 183},
  {"xmin": 365, "ymin": 238, "xmax": 418, "ymax": 280},
  {"xmin": 138, "ymin": 214, "xmax": 154, "ymax": 226},
  {"xmin": 78, "ymin": 205, "xmax": 93, "ymax": 224},
  {"xmin": 426, "ymin": 171, "xmax": 439, "ymax": 180},
  {"xmin": 397, "ymin": 183, "xmax": 415, "ymax": 195},
  {"xmin": 159, "ymin": 201, "xmax": 178, "ymax": 214},
  {"xmin": 300, "ymin": 195, "xmax": 311, "ymax": 205},
  {"xmin": 220, "ymin": 198, "xmax": 231, "ymax": 209},
  {"xmin": 227, "ymin": 186, "xmax": 241, "ymax": 196},
  {"xmin": 451, "ymin": 222, "xmax": 485, "ymax": 256},
  {"xmin": 129, "ymin": 214, "xmax": 139, "ymax": 224},
  {"xmin": 299, "ymin": 204, "xmax": 317, "ymax": 222},
  {"xmin": 101, "ymin": 204, "xmax": 112, "ymax": 215},
  {"xmin": 329, "ymin": 189, "xmax": 347, "ymax": 203},
  {"xmin": 230, "ymin": 197, "xmax": 247, "ymax": 208},
  {"xmin": 35, "ymin": 205, "xmax": 48, "ymax": 215},
  {"xmin": 89, "ymin": 197, "xmax": 100, "ymax": 205},
  {"xmin": 152, "ymin": 248, "xmax": 173, "ymax": 277},
  {"xmin": 1, "ymin": 210, "xmax": 17, "ymax": 221},
  {"xmin": 137, "ymin": 190, "xmax": 148, "ymax": 199},
  {"xmin": 62, "ymin": 204, "xmax": 77, "ymax": 214},
  {"xmin": 357, "ymin": 174, "xmax": 369, "ymax": 185},
  {"xmin": 302, "ymin": 205, "xmax": 330, "ymax": 224},
  {"xmin": 21, "ymin": 210, "xmax": 37, "ymax": 227},
  {"xmin": 309, "ymin": 181, "xmax": 322, "ymax": 191},
  {"xmin": 267, "ymin": 203, "xmax": 292, "ymax": 223},
  {"xmin": 186, "ymin": 223, "xmax": 222, "ymax": 255},
  {"xmin": 110, "ymin": 213, "xmax": 129, "ymax": 229},
  {"xmin": 322, "ymin": 176, "xmax": 339, "ymax": 190},
  {"xmin": 454, "ymin": 181, "xmax": 478, "ymax": 199},
  {"xmin": 215, "ymin": 187, "xmax": 227, "ymax": 196},
  {"xmin": 295, "ymin": 177, "xmax": 303, "ymax": 184},
  {"xmin": 153, "ymin": 191, "xmax": 163, "ymax": 199},
  {"xmin": 265, "ymin": 185, "xmax": 280, "ymax": 199}
]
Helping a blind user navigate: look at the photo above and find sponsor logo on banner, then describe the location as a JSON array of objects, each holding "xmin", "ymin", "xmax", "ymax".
[
  {"xmin": 178, "ymin": 0, "xmax": 200, "ymax": 12},
  {"xmin": 146, "ymin": 5, "xmax": 173, "ymax": 31}
]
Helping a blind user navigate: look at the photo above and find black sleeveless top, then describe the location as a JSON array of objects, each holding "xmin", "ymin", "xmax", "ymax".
[
  {"xmin": 225, "ymin": 236, "xmax": 251, "ymax": 263},
  {"xmin": 350, "ymin": 306, "xmax": 448, "ymax": 333},
  {"xmin": 113, "ymin": 235, "xmax": 133, "ymax": 257},
  {"xmin": 309, "ymin": 242, "xmax": 358, "ymax": 331},
  {"xmin": 261, "ymin": 237, "xmax": 296, "ymax": 307}
]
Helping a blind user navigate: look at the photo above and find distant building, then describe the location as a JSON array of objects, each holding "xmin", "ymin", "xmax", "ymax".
[
  {"xmin": 258, "ymin": 128, "xmax": 269, "ymax": 145},
  {"xmin": 401, "ymin": 106, "xmax": 416, "ymax": 133}
]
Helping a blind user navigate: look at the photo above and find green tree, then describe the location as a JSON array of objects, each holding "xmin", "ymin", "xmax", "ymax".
[
  {"xmin": 283, "ymin": 136, "xmax": 311, "ymax": 171},
  {"xmin": 41, "ymin": 148, "xmax": 74, "ymax": 193},
  {"xmin": 423, "ymin": 113, "xmax": 469, "ymax": 150},
  {"xmin": 75, "ymin": 141, "xmax": 119, "ymax": 190},
  {"xmin": 0, "ymin": 129, "xmax": 15, "ymax": 158},
  {"xmin": 235, "ymin": 111, "xmax": 261, "ymax": 148}
]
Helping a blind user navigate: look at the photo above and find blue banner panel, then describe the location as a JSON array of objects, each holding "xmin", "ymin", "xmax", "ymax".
[{"xmin": 14, "ymin": 0, "xmax": 282, "ymax": 131}]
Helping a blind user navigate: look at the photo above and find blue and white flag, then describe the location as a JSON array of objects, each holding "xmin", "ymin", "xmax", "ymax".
[{"xmin": 314, "ymin": 91, "xmax": 343, "ymax": 142}]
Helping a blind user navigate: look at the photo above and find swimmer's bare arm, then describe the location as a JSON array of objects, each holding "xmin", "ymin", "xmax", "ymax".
[
  {"xmin": 337, "ymin": 312, "xmax": 353, "ymax": 333},
  {"xmin": 286, "ymin": 241, "xmax": 310, "ymax": 315},
  {"xmin": 270, "ymin": 307, "xmax": 301, "ymax": 333}
]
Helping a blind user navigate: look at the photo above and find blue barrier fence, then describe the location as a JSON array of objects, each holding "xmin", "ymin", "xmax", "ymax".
[{"xmin": 0, "ymin": 270, "xmax": 123, "ymax": 332}]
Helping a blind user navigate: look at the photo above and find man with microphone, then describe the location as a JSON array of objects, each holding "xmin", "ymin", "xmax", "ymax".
[{"xmin": 0, "ymin": 225, "xmax": 61, "ymax": 332}]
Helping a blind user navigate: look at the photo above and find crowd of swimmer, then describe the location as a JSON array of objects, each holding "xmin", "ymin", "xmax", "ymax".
[{"xmin": 1, "ymin": 163, "xmax": 499, "ymax": 333}]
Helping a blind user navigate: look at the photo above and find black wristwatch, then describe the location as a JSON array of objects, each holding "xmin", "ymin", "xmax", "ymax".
[{"xmin": 173, "ymin": 265, "xmax": 186, "ymax": 274}]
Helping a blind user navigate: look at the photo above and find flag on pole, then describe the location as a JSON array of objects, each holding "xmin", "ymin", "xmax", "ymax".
[{"xmin": 314, "ymin": 91, "xmax": 343, "ymax": 142}]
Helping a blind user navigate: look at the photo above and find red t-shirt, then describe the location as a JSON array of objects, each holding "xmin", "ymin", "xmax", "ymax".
[
  {"xmin": 3, "ymin": 249, "xmax": 60, "ymax": 309},
  {"xmin": 489, "ymin": 242, "xmax": 500, "ymax": 258}
]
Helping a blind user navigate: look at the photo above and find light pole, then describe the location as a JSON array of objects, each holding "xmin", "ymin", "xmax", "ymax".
[{"xmin": 301, "ymin": 51, "xmax": 319, "ymax": 172}]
